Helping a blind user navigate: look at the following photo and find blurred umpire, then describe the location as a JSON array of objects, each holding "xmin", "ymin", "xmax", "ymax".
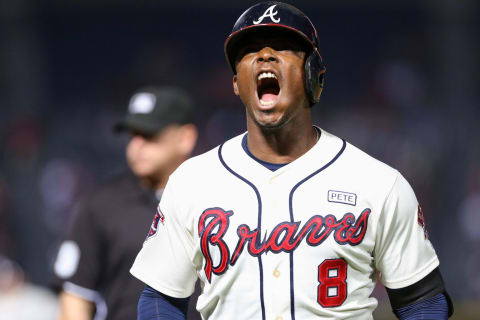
[{"xmin": 51, "ymin": 86, "xmax": 201, "ymax": 320}]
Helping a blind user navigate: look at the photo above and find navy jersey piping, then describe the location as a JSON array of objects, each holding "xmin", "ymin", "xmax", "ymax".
[
  {"xmin": 218, "ymin": 143, "xmax": 266, "ymax": 320},
  {"xmin": 241, "ymin": 134, "xmax": 288, "ymax": 171},
  {"xmin": 288, "ymin": 139, "xmax": 347, "ymax": 319}
]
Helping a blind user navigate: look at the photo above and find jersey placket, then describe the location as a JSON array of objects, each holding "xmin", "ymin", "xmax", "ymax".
[{"xmin": 260, "ymin": 172, "xmax": 294, "ymax": 320}]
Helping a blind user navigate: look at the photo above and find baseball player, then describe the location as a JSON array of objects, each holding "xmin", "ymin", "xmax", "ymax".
[{"xmin": 130, "ymin": 2, "xmax": 453, "ymax": 319}]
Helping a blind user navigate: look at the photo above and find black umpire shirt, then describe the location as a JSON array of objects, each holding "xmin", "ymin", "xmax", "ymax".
[{"xmin": 51, "ymin": 171, "xmax": 184, "ymax": 319}]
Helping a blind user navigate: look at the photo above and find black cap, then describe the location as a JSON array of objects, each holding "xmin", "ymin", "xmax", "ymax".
[{"xmin": 113, "ymin": 86, "xmax": 194, "ymax": 135}]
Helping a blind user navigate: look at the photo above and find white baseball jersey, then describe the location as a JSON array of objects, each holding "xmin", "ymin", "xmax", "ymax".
[{"xmin": 130, "ymin": 128, "xmax": 439, "ymax": 320}]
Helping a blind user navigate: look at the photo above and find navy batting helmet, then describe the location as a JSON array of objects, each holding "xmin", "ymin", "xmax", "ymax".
[{"xmin": 224, "ymin": 1, "xmax": 326, "ymax": 106}]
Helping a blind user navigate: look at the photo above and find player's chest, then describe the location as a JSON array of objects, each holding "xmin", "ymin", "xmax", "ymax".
[{"xmin": 191, "ymin": 175, "xmax": 376, "ymax": 279}]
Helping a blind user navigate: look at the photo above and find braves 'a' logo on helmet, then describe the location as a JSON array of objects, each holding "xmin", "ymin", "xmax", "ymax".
[{"xmin": 253, "ymin": 4, "xmax": 280, "ymax": 24}]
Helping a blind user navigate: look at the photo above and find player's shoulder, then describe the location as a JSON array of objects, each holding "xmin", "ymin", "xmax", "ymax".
[
  {"xmin": 322, "ymin": 130, "xmax": 416, "ymax": 210},
  {"xmin": 324, "ymin": 129, "xmax": 400, "ymax": 187},
  {"xmin": 345, "ymin": 140, "xmax": 397, "ymax": 175},
  {"xmin": 169, "ymin": 133, "xmax": 244, "ymax": 182},
  {"xmin": 171, "ymin": 145, "xmax": 220, "ymax": 179}
]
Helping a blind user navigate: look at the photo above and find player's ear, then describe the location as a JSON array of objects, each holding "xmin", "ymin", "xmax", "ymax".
[{"xmin": 233, "ymin": 75, "xmax": 239, "ymax": 96}]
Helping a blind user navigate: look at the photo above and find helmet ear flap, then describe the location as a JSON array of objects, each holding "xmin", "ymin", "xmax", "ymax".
[{"xmin": 305, "ymin": 49, "xmax": 326, "ymax": 106}]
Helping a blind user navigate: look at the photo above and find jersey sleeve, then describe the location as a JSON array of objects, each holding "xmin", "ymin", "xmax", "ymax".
[
  {"xmin": 374, "ymin": 173, "xmax": 439, "ymax": 289},
  {"xmin": 130, "ymin": 173, "xmax": 197, "ymax": 298},
  {"xmin": 52, "ymin": 199, "xmax": 103, "ymax": 297}
]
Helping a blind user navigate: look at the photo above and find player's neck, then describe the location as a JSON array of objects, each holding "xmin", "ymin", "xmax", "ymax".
[{"xmin": 246, "ymin": 120, "xmax": 318, "ymax": 164}]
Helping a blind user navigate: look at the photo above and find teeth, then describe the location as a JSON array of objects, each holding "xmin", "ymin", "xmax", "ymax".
[
  {"xmin": 258, "ymin": 72, "xmax": 277, "ymax": 80},
  {"xmin": 260, "ymin": 99, "xmax": 275, "ymax": 106},
  {"xmin": 258, "ymin": 72, "xmax": 278, "ymax": 107}
]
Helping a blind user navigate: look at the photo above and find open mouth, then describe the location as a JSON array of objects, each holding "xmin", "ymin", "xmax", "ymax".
[{"xmin": 257, "ymin": 72, "xmax": 280, "ymax": 107}]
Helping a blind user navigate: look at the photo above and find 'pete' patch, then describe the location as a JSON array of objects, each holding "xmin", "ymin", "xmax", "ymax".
[{"xmin": 328, "ymin": 190, "xmax": 357, "ymax": 206}]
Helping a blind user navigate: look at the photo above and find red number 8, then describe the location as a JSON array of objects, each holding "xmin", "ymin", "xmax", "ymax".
[{"xmin": 317, "ymin": 258, "xmax": 347, "ymax": 307}]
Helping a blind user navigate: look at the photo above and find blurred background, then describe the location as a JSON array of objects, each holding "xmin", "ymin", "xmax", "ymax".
[{"xmin": 0, "ymin": 0, "xmax": 478, "ymax": 319}]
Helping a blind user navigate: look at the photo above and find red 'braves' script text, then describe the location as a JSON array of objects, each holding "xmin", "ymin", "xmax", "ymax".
[{"xmin": 198, "ymin": 207, "xmax": 371, "ymax": 282}]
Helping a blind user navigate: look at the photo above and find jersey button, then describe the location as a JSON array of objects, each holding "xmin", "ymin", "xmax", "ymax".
[
  {"xmin": 273, "ymin": 269, "xmax": 280, "ymax": 278},
  {"xmin": 275, "ymin": 316, "xmax": 283, "ymax": 320}
]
